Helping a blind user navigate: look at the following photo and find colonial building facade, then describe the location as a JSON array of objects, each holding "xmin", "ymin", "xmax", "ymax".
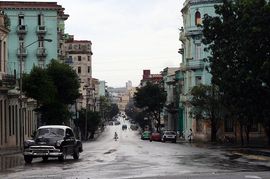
[
  {"xmin": 179, "ymin": 0, "xmax": 266, "ymax": 142},
  {"xmin": 1, "ymin": 1, "xmax": 68, "ymax": 75},
  {"xmin": 179, "ymin": 0, "xmax": 219, "ymax": 141},
  {"xmin": 0, "ymin": 11, "xmax": 37, "ymax": 150},
  {"xmin": 64, "ymin": 35, "xmax": 96, "ymax": 112}
]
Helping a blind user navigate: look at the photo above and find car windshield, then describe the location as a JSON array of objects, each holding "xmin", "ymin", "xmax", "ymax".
[
  {"xmin": 36, "ymin": 128, "xmax": 64, "ymax": 138},
  {"xmin": 165, "ymin": 131, "xmax": 176, "ymax": 135}
]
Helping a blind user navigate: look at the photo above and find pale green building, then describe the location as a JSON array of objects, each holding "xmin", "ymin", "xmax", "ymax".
[
  {"xmin": 179, "ymin": 0, "xmax": 221, "ymax": 141},
  {"xmin": 1, "ymin": 1, "xmax": 68, "ymax": 76}
]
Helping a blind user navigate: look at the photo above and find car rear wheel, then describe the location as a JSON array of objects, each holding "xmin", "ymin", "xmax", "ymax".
[
  {"xmin": 24, "ymin": 156, "xmax": 33, "ymax": 164},
  {"xmin": 73, "ymin": 148, "xmax": 80, "ymax": 160}
]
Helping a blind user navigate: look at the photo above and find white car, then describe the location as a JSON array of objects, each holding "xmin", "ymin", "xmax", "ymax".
[{"xmin": 161, "ymin": 131, "xmax": 177, "ymax": 143}]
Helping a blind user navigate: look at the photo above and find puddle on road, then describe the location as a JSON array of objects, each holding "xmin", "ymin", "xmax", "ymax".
[
  {"xmin": 104, "ymin": 149, "xmax": 117, "ymax": 154},
  {"xmin": 0, "ymin": 154, "xmax": 23, "ymax": 172},
  {"xmin": 176, "ymin": 153, "xmax": 270, "ymax": 172}
]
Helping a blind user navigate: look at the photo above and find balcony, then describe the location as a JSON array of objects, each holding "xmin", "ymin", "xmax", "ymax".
[
  {"xmin": 186, "ymin": 26, "xmax": 202, "ymax": 37},
  {"xmin": 36, "ymin": 25, "xmax": 46, "ymax": 34},
  {"xmin": 179, "ymin": 29, "xmax": 186, "ymax": 42},
  {"xmin": 180, "ymin": 63, "xmax": 186, "ymax": 71},
  {"xmin": 36, "ymin": 47, "xmax": 47, "ymax": 57},
  {"xmin": 0, "ymin": 74, "xmax": 16, "ymax": 88},
  {"xmin": 186, "ymin": 58, "xmax": 204, "ymax": 70},
  {"xmin": 17, "ymin": 25, "xmax": 27, "ymax": 34},
  {"xmin": 17, "ymin": 48, "xmax": 27, "ymax": 57}
]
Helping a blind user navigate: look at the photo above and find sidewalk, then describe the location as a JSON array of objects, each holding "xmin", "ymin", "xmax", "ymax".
[
  {"xmin": 0, "ymin": 147, "xmax": 21, "ymax": 156},
  {"xmin": 177, "ymin": 138, "xmax": 270, "ymax": 160}
]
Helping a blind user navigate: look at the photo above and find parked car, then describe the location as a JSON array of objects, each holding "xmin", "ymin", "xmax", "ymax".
[
  {"xmin": 141, "ymin": 131, "xmax": 151, "ymax": 140},
  {"xmin": 161, "ymin": 131, "xmax": 177, "ymax": 143},
  {"xmin": 122, "ymin": 124, "xmax": 127, "ymax": 130},
  {"xmin": 150, "ymin": 132, "xmax": 161, "ymax": 142},
  {"xmin": 23, "ymin": 125, "xmax": 83, "ymax": 164},
  {"xmin": 114, "ymin": 121, "xmax": 121, "ymax": 125},
  {"xmin": 130, "ymin": 124, "xmax": 138, "ymax": 131}
]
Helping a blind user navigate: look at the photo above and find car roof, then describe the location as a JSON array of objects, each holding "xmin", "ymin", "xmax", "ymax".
[{"xmin": 38, "ymin": 125, "xmax": 71, "ymax": 130}]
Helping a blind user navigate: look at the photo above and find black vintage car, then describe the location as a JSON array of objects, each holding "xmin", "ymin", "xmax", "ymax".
[{"xmin": 23, "ymin": 125, "xmax": 83, "ymax": 164}]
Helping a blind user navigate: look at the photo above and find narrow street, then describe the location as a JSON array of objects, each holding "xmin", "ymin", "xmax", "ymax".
[{"xmin": 0, "ymin": 117, "xmax": 270, "ymax": 179}]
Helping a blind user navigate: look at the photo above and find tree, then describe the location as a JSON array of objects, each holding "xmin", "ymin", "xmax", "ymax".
[
  {"xmin": 23, "ymin": 66, "xmax": 56, "ymax": 104},
  {"xmin": 46, "ymin": 59, "xmax": 80, "ymax": 104},
  {"xmin": 202, "ymin": 0, "xmax": 270, "ymax": 145},
  {"xmin": 190, "ymin": 84, "xmax": 225, "ymax": 142},
  {"xmin": 22, "ymin": 60, "xmax": 80, "ymax": 125},
  {"xmin": 134, "ymin": 82, "xmax": 166, "ymax": 131},
  {"xmin": 77, "ymin": 110, "xmax": 101, "ymax": 140}
]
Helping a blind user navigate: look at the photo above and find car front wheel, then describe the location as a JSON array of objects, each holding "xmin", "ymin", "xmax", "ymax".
[
  {"xmin": 73, "ymin": 148, "xmax": 80, "ymax": 160},
  {"xmin": 24, "ymin": 156, "xmax": 33, "ymax": 164}
]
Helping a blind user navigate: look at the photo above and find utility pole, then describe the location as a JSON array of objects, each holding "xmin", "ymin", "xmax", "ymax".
[{"xmin": 19, "ymin": 41, "xmax": 24, "ymax": 150}]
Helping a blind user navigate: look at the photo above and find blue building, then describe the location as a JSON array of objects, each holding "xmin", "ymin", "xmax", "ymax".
[
  {"xmin": 179, "ymin": 0, "xmax": 221, "ymax": 141},
  {"xmin": 1, "ymin": 1, "xmax": 68, "ymax": 76}
]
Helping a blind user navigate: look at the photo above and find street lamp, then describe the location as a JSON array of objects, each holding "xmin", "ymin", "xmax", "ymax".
[{"xmin": 19, "ymin": 38, "xmax": 52, "ymax": 149}]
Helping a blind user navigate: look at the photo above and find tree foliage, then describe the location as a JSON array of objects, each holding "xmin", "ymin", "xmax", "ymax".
[
  {"xmin": 22, "ymin": 60, "xmax": 80, "ymax": 125},
  {"xmin": 190, "ymin": 84, "xmax": 224, "ymax": 142},
  {"xmin": 77, "ymin": 110, "xmax": 101, "ymax": 140},
  {"xmin": 202, "ymin": 0, "xmax": 270, "ymax": 145},
  {"xmin": 134, "ymin": 82, "xmax": 166, "ymax": 131}
]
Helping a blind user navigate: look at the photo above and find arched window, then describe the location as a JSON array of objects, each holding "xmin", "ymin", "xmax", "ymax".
[{"xmin": 195, "ymin": 11, "xmax": 201, "ymax": 25}]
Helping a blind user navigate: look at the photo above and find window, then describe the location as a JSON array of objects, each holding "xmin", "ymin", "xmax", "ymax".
[
  {"xmin": 38, "ymin": 40, "xmax": 44, "ymax": 48},
  {"xmin": 251, "ymin": 123, "xmax": 259, "ymax": 132},
  {"xmin": 0, "ymin": 40, "xmax": 2, "ymax": 72},
  {"xmin": 9, "ymin": 106, "xmax": 11, "ymax": 136},
  {"xmin": 195, "ymin": 44, "xmax": 202, "ymax": 60},
  {"xmin": 38, "ymin": 14, "xmax": 44, "ymax": 26},
  {"xmin": 195, "ymin": 76, "xmax": 202, "ymax": 85},
  {"xmin": 196, "ymin": 119, "xmax": 203, "ymax": 132},
  {"xmin": 78, "ymin": 56, "xmax": 81, "ymax": 61},
  {"xmin": 18, "ymin": 14, "xmax": 24, "ymax": 25},
  {"xmin": 0, "ymin": 100, "xmax": 2, "ymax": 145},
  {"xmin": 88, "ymin": 56, "xmax": 90, "ymax": 61},
  {"xmin": 78, "ymin": 66, "xmax": 81, "ymax": 74},
  {"xmin": 195, "ymin": 11, "xmax": 201, "ymax": 25},
  {"xmin": 224, "ymin": 118, "xmax": 234, "ymax": 132},
  {"xmin": 3, "ymin": 41, "xmax": 6, "ymax": 72},
  {"xmin": 66, "ymin": 129, "xmax": 74, "ymax": 137}
]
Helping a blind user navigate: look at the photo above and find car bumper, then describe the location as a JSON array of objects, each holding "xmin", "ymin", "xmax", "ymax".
[{"xmin": 24, "ymin": 146, "xmax": 63, "ymax": 157}]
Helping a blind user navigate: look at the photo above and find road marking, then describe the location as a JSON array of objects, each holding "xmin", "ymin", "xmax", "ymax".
[{"xmin": 245, "ymin": 176, "xmax": 262, "ymax": 179}]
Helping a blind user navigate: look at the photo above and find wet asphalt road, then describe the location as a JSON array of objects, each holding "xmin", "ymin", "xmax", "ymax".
[{"xmin": 0, "ymin": 118, "xmax": 270, "ymax": 179}]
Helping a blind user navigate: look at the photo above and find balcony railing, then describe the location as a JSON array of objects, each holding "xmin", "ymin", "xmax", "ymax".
[
  {"xmin": 0, "ymin": 74, "xmax": 16, "ymax": 88},
  {"xmin": 179, "ymin": 30, "xmax": 186, "ymax": 42},
  {"xmin": 17, "ymin": 48, "xmax": 27, "ymax": 57},
  {"xmin": 17, "ymin": 25, "xmax": 27, "ymax": 34},
  {"xmin": 36, "ymin": 47, "xmax": 47, "ymax": 57},
  {"xmin": 36, "ymin": 25, "xmax": 46, "ymax": 34},
  {"xmin": 186, "ymin": 58, "xmax": 204, "ymax": 70}
]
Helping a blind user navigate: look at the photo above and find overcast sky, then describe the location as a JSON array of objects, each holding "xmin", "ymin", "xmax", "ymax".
[{"xmin": 14, "ymin": 0, "xmax": 185, "ymax": 87}]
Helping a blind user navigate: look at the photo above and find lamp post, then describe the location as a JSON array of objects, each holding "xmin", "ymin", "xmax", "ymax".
[{"xmin": 19, "ymin": 38, "xmax": 52, "ymax": 149}]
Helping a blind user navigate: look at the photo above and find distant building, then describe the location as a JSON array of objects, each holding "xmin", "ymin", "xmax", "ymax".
[
  {"xmin": 162, "ymin": 67, "xmax": 180, "ymax": 131},
  {"xmin": 1, "ymin": 1, "xmax": 69, "ymax": 76},
  {"xmin": 126, "ymin": 80, "xmax": 132, "ymax": 90},
  {"xmin": 98, "ymin": 81, "xmax": 106, "ymax": 97},
  {"xmin": 140, "ymin": 70, "xmax": 162, "ymax": 86},
  {"xmin": 64, "ymin": 35, "xmax": 93, "ymax": 111}
]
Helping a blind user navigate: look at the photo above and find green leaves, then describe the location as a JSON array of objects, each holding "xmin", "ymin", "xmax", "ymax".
[
  {"xmin": 22, "ymin": 60, "xmax": 80, "ymax": 125},
  {"xmin": 202, "ymin": 0, "xmax": 270, "ymax": 144}
]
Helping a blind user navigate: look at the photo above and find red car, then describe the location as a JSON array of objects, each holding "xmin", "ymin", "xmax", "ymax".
[{"xmin": 149, "ymin": 132, "xmax": 161, "ymax": 142}]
